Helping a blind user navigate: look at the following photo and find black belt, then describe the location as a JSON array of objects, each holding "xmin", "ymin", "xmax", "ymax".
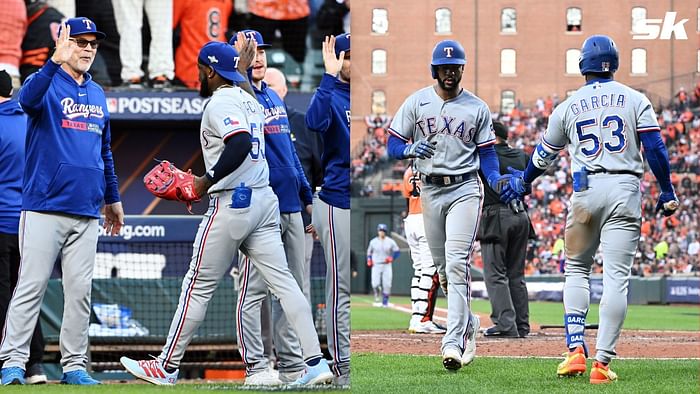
[
  {"xmin": 420, "ymin": 172, "xmax": 474, "ymax": 186},
  {"xmin": 588, "ymin": 169, "xmax": 641, "ymax": 178}
]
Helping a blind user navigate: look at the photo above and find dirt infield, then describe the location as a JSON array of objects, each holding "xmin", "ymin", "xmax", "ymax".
[{"xmin": 353, "ymin": 309, "xmax": 700, "ymax": 359}]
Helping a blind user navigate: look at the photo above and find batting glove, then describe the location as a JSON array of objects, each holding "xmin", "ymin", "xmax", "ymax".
[
  {"xmin": 367, "ymin": 259, "xmax": 373, "ymax": 268},
  {"xmin": 403, "ymin": 140, "xmax": 436, "ymax": 159},
  {"xmin": 656, "ymin": 191, "xmax": 679, "ymax": 217},
  {"xmin": 506, "ymin": 167, "xmax": 532, "ymax": 195},
  {"xmin": 384, "ymin": 256, "xmax": 393, "ymax": 264}
]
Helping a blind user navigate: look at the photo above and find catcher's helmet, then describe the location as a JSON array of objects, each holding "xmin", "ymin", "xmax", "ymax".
[
  {"xmin": 431, "ymin": 40, "xmax": 466, "ymax": 79},
  {"xmin": 377, "ymin": 223, "xmax": 388, "ymax": 232},
  {"xmin": 579, "ymin": 35, "xmax": 618, "ymax": 75}
]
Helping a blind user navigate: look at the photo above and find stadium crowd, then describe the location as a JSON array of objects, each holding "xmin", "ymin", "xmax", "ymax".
[
  {"xmin": 0, "ymin": 0, "xmax": 349, "ymax": 90},
  {"xmin": 353, "ymin": 85, "xmax": 700, "ymax": 276}
]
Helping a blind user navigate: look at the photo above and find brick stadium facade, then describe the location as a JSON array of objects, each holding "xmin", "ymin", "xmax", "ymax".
[{"xmin": 350, "ymin": 0, "xmax": 699, "ymax": 147}]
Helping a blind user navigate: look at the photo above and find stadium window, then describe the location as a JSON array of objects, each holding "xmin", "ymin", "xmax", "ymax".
[
  {"xmin": 566, "ymin": 7, "xmax": 582, "ymax": 32},
  {"xmin": 371, "ymin": 90, "xmax": 387, "ymax": 114},
  {"xmin": 372, "ymin": 49, "xmax": 387, "ymax": 74},
  {"xmin": 500, "ymin": 49, "xmax": 516, "ymax": 75},
  {"xmin": 631, "ymin": 7, "xmax": 647, "ymax": 34},
  {"xmin": 501, "ymin": 8, "xmax": 517, "ymax": 33},
  {"xmin": 501, "ymin": 90, "xmax": 515, "ymax": 113},
  {"xmin": 565, "ymin": 49, "xmax": 580, "ymax": 74},
  {"xmin": 435, "ymin": 8, "xmax": 452, "ymax": 34},
  {"xmin": 372, "ymin": 8, "xmax": 389, "ymax": 35},
  {"xmin": 631, "ymin": 48, "xmax": 647, "ymax": 75}
]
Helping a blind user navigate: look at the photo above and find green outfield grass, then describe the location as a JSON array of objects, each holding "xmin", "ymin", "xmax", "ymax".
[
  {"xmin": 352, "ymin": 354, "xmax": 699, "ymax": 394},
  {"xmin": 351, "ymin": 295, "xmax": 700, "ymax": 331}
]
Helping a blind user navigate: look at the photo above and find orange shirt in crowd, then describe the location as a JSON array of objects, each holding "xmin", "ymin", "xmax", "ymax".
[
  {"xmin": 248, "ymin": 0, "xmax": 310, "ymax": 20},
  {"xmin": 173, "ymin": 0, "xmax": 232, "ymax": 88},
  {"xmin": 401, "ymin": 167, "xmax": 422, "ymax": 215},
  {"xmin": 0, "ymin": 0, "xmax": 27, "ymax": 71}
]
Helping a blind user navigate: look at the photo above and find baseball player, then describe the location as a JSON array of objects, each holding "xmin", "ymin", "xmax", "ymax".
[
  {"xmin": 119, "ymin": 41, "xmax": 332, "ymax": 386},
  {"xmin": 387, "ymin": 39, "xmax": 514, "ymax": 371},
  {"xmin": 229, "ymin": 30, "xmax": 314, "ymax": 385},
  {"xmin": 401, "ymin": 166, "xmax": 445, "ymax": 334},
  {"xmin": 0, "ymin": 70, "xmax": 47, "ymax": 385},
  {"xmin": 505, "ymin": 35, "xmax": 679, "ymax": 384},
  {"xmin": 305, "ymin": 33, "xmax": 350, "ymax": 385},
  {"xmin": 0, "ymin": 18, "xmax": 124, "ymax": 385},
  {"xmin": 366, "ymin": 224, "xmax": 400, "ymax": 308}
]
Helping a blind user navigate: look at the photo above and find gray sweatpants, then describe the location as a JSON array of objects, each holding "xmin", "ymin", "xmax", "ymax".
[
  {"xmin": 312, "ymin": 196, "xmax": 350, "ymax": 377},
  {"xmin": 563, "ymin": 174, "xmax": 641, "ymax": 364},
  {"xmin": 236, "ymin": 212, "xmax": 306, "ymax": 375},
  {"xmin": 0, "ymin": 211, "xmax": 98, "ymax": 372},
  {"xmin": 157, "ymin": 188, "xmax": 322, "ymax": 369},
  {"xmin": 421, "ymin": 177, "xmax": 482, "ymax": 353},
  {"xmin": 371, "ymin": 263, "xmax": 392, "ymax": 296}
]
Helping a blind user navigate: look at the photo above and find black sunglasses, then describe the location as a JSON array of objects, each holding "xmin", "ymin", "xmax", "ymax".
[{"xmin": 69, "ymin": 38, "xmax": 100, "ymax": 49}]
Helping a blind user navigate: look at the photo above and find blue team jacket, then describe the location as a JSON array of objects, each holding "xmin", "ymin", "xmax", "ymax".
[
  {"xmin": 0, "ymin": 100, "xmax": 26, "ymax": 234},
  {"xmin": 305, "ymin": 73, "xmax": 350, "ymax": 209},
  {"xmin": 254, "ymin": 82, "xmax": 313, "ymax": 213},
  {"xmin": 19, "ymin": 60, "xmax": 120, "ymax": 218}
]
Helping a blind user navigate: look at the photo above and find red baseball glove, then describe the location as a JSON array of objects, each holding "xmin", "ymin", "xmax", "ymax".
[{"xmin": 144, "ymin": 160, "xmax": 201, "ymax": 213}]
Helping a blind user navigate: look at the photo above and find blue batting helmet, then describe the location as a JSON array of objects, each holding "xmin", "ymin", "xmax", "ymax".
[
  {"xmin": 377, "ymin": 224, "xmax": 388, "ymax": 232},
  {"xmin": 578, "ymin": 35, "xmax": 619, "ymax": 75},
  {"xmin": 431, "ymin": 40, "xmax": 466, "ymax": 79}
]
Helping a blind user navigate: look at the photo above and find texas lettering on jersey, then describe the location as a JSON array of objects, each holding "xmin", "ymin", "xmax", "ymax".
[{"xmin": 415, "ymin": 115, "xmax": 477, "ymax": 143}]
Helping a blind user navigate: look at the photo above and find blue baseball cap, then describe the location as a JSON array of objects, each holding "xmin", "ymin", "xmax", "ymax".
[
  {"xmin": 59, "ymin": 17, "xmax": 106, "ymax": 40},
  {"xmin": 229, "ymin": 29, "xmax": 272, "ymax": 49},
  {"xmin": 334, "ymin": 33, "xmax": 350, "ymax": 57},
  {"xmin": 377, "ymin": 223, "xmax": 388, "ymax": 232},
  {"xmin": 198, "ymin": 42, "xmax": 247, "ymax": 83}
]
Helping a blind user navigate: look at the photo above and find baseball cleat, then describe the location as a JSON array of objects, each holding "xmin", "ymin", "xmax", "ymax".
[
  {"xmin": 462, "ymin": 314, "xmax": 480, "ymax": 366},
  {"xmin": 442, "ymin": 346, "xmax": 462, "ymax": 371},
  {"xmin": 1, "ymin": 367, "xmax": 25, "ymax": 385},
  {"xmin": 291, "ymin": 361, "xmax": 333, "ymax": 385},
  {"xmin": 590, "ymin": 361, "xmax": 617, "ymax": 384},
  {"xmin": 25, "ymin": 364, "xmax": 47, "ymax": 385},
  {"xmin": 60, "ymin": 370, "xmax": 101, "ymax": 385},
  {"xmin": 409, "ymin": 320, "xmax": 447, "ymax": 334},
  {"xmin": 245, "ymin": 368, "xmax": 283, "ymax": 386},
  {"xmin": 120, "ymin": 356, "xmax": 178, "ymax": 385},
  {"xmin": 557, "ymin": 346, "xmax": 587, "ymax": 377}
]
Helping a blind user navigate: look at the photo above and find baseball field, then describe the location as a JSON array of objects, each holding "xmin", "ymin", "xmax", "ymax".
[{"xmin": 351, "ymin": 295, "xmax": 700, "ymax": 393}]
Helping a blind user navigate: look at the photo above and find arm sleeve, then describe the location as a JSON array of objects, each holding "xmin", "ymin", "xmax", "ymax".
[
  {"xmin": 205, "ymin": 133, "xmax": 253, "ymax": 183},
  {"xmin": 305, "ymin": 73, "xmax": 336, "ymax": 133},
  {"xmin": 18, "ymin": 59, "xmax": 61, "ymax": 115},
  {"xmin": 392, "ymin": 250, "xmax": 400, "ymax": 260},
  {"xmin": 387, "ymin": 135, "xmax": 409, "ymax": 159},
  {"xmin": 478, "ymin": 144, "xmax": 501, "ymax": 185},
  {"xmin": 293, "ymin": 143, "xmax": 314, "ymax": 206},
  {"xmin": 639, "ymin": 131, "xmax": 673, "ymax": 193},
  {"xmin": 102, "ymin": 117, "xmax": 120, "ymax": 204}
]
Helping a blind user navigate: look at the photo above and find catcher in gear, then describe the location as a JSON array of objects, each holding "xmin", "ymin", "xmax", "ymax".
[{"xmin": 144, "ymin": 160, "xmax": 202, "ymax": 212}]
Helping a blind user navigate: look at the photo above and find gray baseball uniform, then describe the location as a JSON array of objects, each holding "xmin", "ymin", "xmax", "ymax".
[
  {"xmin": 155, "ymin": 86, "xmax": 323, "ymax": 369},
  {"xmin": 388, "ymin": 86, "xmax": 494, "ymax": 354},
  {"xmin": 367, "ymin": 236, "xmax": 399, "ymax": 298},
  {"xmin": 543, "ymin": 80, "xmax": 657, "ymax": 364}
]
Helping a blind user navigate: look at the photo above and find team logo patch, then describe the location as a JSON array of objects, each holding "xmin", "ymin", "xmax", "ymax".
[
  {"xmin": 443, "ymin": 47, "xmax": 454, "ymax": 57},
  {"xmin": 601, "ymin": 61, "xmax": 610, "ymax": 72},
  {"xmin": 208, "ymin": 55, "xmax": 218, "ymax": 64}
]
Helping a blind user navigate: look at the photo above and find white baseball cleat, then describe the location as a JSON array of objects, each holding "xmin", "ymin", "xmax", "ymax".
[
  {"xmin": 462, "ymin": 314, "xmax": 480, "ymax": 366},
  {"xmin": 442, "ymin": 346, "xmax": 462, "ymax": 371},
  {"xmin": 120, "ymin": 357, "xmax": 178, "ymax": 385},
  {"xmin": 244, "ymin": 368, "xmax": 283, "ymax": 386},
  {"xmin": 409, "ymin": 320, "xmax": 447, "ymax": 334}
]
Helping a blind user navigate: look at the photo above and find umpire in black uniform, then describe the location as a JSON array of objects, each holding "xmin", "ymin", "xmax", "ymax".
[{"xmin": 477, "ymin": 121, "xmax": 533, "ymax": 338}]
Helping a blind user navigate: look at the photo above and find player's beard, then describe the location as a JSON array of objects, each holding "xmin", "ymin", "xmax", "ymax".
[
  {"xmin": 437, "ymin": 73, "xmax": 461, "ymax": 92},
  {"xmin": 199, "ymin": 75, "xmax": 212, "ymax": 97}
]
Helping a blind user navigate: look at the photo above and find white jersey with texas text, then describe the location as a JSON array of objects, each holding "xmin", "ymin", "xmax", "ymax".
[
  {"xmin": 200, "ymin": 86, "xmax": 268, "ymax": 192},
  {"xmin": 388, "ymin": 86, "xmax": 495, "ymax": 176}
]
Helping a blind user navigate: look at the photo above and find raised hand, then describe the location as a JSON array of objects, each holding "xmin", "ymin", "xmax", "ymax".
[
  {"xmin": 321, "ymin": 35, "xmax": 344, "ymax": 76},
  {"xmin": 233, "ymin": 32, "xmax": 256, "ymax": 74},
  {"xmin": 51, "ymin": 21, "xmax": 73, "ymax": 65}
]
